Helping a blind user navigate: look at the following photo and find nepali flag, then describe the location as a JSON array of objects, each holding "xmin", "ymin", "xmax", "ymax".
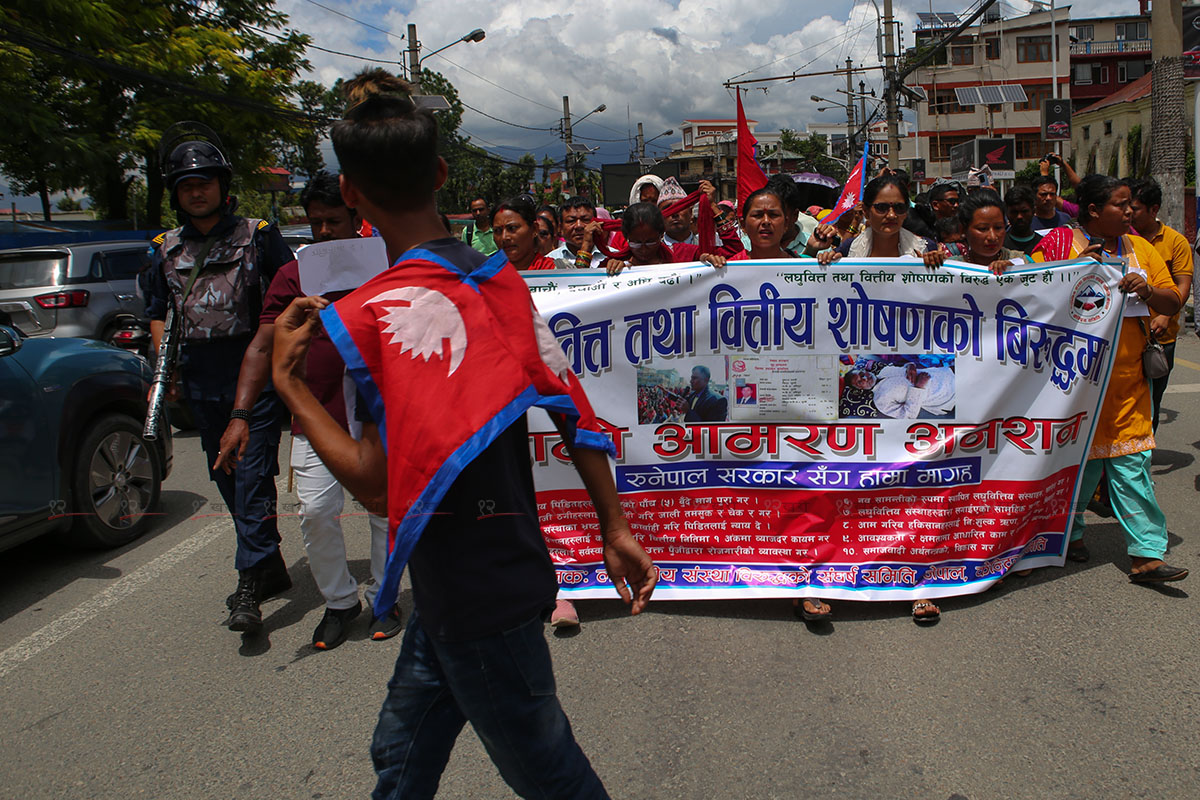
[
  {"xmin": 736, "ymin": 91, "xmax": 769, "ymax": 210},
  {"xmin": 830, "ymin": 141, "xmax": 870, "ymax": 226},
  {"xmin": 321, "ymin": 248, "xmax": 615, "ymax": 617}
]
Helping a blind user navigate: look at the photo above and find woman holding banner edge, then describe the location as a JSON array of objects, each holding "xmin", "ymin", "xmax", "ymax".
[
  {"xmin": 1027, "ymin": 175, "xmax": 1187, "ymax": 584},
  {"xmin": 727, "ymin": 185, "xmax": 832, "ymax": 622}
]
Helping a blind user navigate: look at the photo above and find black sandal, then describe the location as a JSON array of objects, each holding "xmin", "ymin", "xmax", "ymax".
[
  {"xmin": 1129, "ymin": 564, "xmax": 1188, "ymax": 583},
  {"xmin": 795, "ymin": 597, "xmax": 832, "ymax": 622},
  {"xmin": 1066, "ymin": 542, "xmax": 1090, "ymax": 563}
]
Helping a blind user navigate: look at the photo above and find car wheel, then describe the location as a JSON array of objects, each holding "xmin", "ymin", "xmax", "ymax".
[{"xmin": 70, "ymin": 413, "xmax": 161, "ymax": 548}]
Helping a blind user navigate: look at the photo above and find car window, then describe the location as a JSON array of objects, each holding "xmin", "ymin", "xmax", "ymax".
[
  {"xmin": 105, "ymin": 249, "xmax": 149, "ymax": 279},
  {"xmin": 0, "ymin": 254, "xmax": 69, "ymax": 289},
  {"xmin": 90, "ymin": 253, "xmax": 105, "ymax": 279}
]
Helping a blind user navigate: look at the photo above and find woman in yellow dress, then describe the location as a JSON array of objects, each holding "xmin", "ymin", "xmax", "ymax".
[{"xmin": 1031, "ymin": 175, "xmax": 1187, "ymax": 583}]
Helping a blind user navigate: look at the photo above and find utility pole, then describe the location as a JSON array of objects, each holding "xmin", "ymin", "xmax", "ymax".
[
  {"xmin": 637, "ymin": 122, "xmax": 645, "ymax": 161},
  {"xmin": 407, "ymin": 23, "xmax": 421, "ymax": 93},
  {"xmin": 845, "ymin": 58, "xmax": 856, "ymax": 157},
  {"xmin": 1150, "ymin": 0, "xmax": 1185, "ymax": 230},
  {"xmin": 859, "ymin": 79, "xmax": 869, "ymax": 160},
  {"xmin": 883, "ymin": 0, "xmax": 900, "ymax": 169},
  {"xmin": 562, "ymin": 95, "xmax": 573, "ymax": 196}
]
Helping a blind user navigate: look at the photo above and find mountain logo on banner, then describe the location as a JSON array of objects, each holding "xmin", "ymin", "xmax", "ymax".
[
  {"xmin": 1069, "ymin": 274, "xmax": 1112, "ymax": 324},
  {"xmin": 364, "ymin": 286, "xmax": 468, "ymax": 375}
]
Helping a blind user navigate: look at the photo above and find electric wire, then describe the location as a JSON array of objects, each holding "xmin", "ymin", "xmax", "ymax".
[{"xmin": 297, "ymin": 0, "xmax": 405, "ymax": 43}]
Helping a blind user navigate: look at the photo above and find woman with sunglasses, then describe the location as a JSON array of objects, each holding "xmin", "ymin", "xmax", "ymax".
[
  {"xmin": 493, "ymin": 196, "xmax": 556, "ymax": 270},
  {"xmin": 1024, "ymin": 175, "xmax": 1187, "ymax": 585},
  {"xmin": 603, "ymin": 202, "xmax": 737, "ymax": 276},
  {"xmin": 817, "ymin": 175, "xmax": 942, "ymax": 269}
]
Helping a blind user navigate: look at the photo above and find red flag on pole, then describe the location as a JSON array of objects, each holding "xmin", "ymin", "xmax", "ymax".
[
  {"xmin": 830, "ymin": 141, "xmax": 870, "ymax": 226},
  {"xmin": 736, "ymin": 91, "xmax": 769, "ymax": 210}
]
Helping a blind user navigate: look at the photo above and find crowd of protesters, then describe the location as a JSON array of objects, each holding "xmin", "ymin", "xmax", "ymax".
[{"xmin": 483, "ymin": 153, "xmax": 1195, "ymax": 626}]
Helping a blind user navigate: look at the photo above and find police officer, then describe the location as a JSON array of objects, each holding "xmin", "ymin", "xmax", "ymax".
[{"xmin": 144, "ymin": 134, "xmax": 295, "ymax": 636}]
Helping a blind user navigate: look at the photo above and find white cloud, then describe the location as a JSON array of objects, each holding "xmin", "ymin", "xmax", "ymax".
[{"xmin": 0, "ymin": 0, "xmax": 1156, "ymax": 210}]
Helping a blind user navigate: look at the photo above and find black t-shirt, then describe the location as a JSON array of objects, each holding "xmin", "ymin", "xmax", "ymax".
[{"xmin": 355, "ymin": 238, "xmax": 557, "ymax": 641}]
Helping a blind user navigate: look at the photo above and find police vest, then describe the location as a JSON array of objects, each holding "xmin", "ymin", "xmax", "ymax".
[{"xmin": 159, "ymin": 218, "xmax": 267, "ymax": 341}]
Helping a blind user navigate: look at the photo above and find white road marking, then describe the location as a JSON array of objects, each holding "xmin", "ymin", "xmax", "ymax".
[
  {"xmin": 0, "ymin": 520, "xmax": 225, "ymax": 681},
  {"xmin": 1164, "ymin": 383, "xmax": 1200, "ymax": 394}
]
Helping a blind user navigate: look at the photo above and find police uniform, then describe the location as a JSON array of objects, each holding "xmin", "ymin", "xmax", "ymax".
[{"xmin": 145, "ymin": 214, "xmax": 294, "ymax": 576}]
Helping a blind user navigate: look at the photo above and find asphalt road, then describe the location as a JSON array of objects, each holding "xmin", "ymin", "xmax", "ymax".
[{"xmin": 5, "ymin": 339, "xmax": 1200, "ymax": 800}]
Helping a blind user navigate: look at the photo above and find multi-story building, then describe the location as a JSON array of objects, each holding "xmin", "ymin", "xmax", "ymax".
[
  {"xmin": 908, "ymin": 6, "xmax": 1071, "ymax": 182},
  {"xmin": 805, "ymin": 119, "xmax": 915, "ymax": 164},
  {"xmin": 1068, "ymin": 1, "xmax": 1152, "ymax": 112},
  {"xmin": 665, "ymin": 119, "xmax": 791, "ymax": 200}
]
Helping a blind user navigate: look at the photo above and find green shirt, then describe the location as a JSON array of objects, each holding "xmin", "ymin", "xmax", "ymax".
[{"xmin": 463, "ymin": 224, "xmax": 498, "ymax": 255}]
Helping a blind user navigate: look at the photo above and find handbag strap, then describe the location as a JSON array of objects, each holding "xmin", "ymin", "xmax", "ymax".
[{"xmin": 1137, "ymin": 316, "xmax": 1158, "ymax": 343}]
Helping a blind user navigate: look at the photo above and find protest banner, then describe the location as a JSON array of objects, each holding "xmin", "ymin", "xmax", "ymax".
[{"xmin": 523, "ymin": 257, "xmax": 1126, "ymax": 601}]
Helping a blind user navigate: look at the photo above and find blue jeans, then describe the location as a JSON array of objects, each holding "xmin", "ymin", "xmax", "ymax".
[
  {"xmin": 371, "ymin": 609, "xmax": 608, "ymax": 800},
  {"xmin": 187, "ymin": 388, "xmax": 286, "ymax": 570}
]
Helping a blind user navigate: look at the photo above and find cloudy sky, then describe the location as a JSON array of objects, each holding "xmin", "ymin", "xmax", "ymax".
[{"xmin": 5, "ymin": 0, "xmax": 1138, "ymax": 211}]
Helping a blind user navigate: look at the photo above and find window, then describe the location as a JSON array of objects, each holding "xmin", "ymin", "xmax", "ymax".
[
  {"xmin": 1104, "ymin": 121, "xmax": 1113, "ymax": 135},
  {"xmin": 104, "ymin": 249, "xmax": 149, "ymax": 279},
  {"xmin": 931, "ymin": 88, "xmax": 971, "ymax": 115},
  {"xmin": 986, "ymin": 38, "xmax": 1001, "ymax": 60},
  {"xmin": 1074, "ymin": 63, "xmax": 1093, "ymax": 85},
  {"xmin": 683, "ymin": 130, "xmax": 693, "ymax": 148},
  {"xmin": 1100, "ymin": 65, "xmax": 1110, "ymax": 83},
  {"xmin": 931, "ymin": 135, "xmax": 974, "ymax": 162},
  {"xmin": 702, "ymin": 158, "xmax": 713, "ymax": 171},
  {"xmin": 1116, "ymin": 21, "xmax": 1148, "ymax": 41},
  {"xmin": 1017, "ymin": 85, "xmax": 1053, "ymax": 112},
  {"xmin": 1070, "ymin": 24, "xmax": 1094, "ymax": 41},
  {"xmin": 952, "ymin": 46, "xmax": 974, "ymax": 65},
  {"xmin": 1017, "ymin": 35, "xmax": 1053, "ymax": 63},
  {"xmin": 1083, "ymin": 126, "xmax": 1090, "ymax": 140},
  {"xmin": 1015, "ymin": 133, "xmax": 1045, "ymax": 160},
  {"xmin": 1119, "ymin": 60, "xmax": 1149, "ymax": 82}
]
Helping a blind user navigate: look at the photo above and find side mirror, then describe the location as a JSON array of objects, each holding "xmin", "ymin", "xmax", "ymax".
[{"xmin": 0, "ymin": 325, "xmax": 23, "ymax": 358}]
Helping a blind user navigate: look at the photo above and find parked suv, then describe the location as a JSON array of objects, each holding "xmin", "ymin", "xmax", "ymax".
[
  {"xmin": 0, "ymin": 240, "xmax": 151, "ymax": 346},
  {"xmin": 0, "ymin": 319, "xmax": 172, "ymax": 552}
]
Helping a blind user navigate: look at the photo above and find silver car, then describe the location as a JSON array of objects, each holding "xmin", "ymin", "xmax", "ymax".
[{"xmin": 0, "ymin": 241, "xmax": 150, "ymax": 344}]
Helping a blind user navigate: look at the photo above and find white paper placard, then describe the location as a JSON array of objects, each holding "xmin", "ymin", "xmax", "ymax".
[{"xmin": 297, "ymin": 236, "xmax": 389, "ymax": 296}]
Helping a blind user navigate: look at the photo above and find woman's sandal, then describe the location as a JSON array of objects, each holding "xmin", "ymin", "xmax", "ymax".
[
  {"xmin": 912, "ymin": 600, "xmax": 941, "ymax": 625},
  {"xmin": 794, "ymin": 597, "xmax": 833, "ymax": 622}
]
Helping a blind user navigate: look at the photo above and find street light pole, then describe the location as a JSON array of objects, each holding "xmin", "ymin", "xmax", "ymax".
[
  {"xmin": 407, "ymin": 23, "xmax": 421, "ymax": 93},
  {"xmin": 883, "ymin": 0, "xmax": 900, "ymax": 169},
  {"xmin": 562, "ymin": 96, "xmax": 573, "ymax": 195},
  {"xmin": 845, "ymin": 58, "xmax": 856, "ymax": 155},
  {"xmin": 405, "ymin": 25, "xmax": 486, "ymax": 95}
]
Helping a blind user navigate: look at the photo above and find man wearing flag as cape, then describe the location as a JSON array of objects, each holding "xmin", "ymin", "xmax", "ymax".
[{"xmin": 271, "ymin": 69, "xmax": 656, "ymax": 800}]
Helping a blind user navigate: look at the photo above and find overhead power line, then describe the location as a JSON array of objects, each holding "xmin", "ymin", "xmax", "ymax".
[
  {"xmin": 192, "ymin": 6, "xmax": 403, "ymax": 65},
  {"xmin": 298, "ymin": 0, "xmax": 405, "ymax": 43},
  {"xmin": 459, "ymin": 101, "xmax": 559, "ymax": 131}
]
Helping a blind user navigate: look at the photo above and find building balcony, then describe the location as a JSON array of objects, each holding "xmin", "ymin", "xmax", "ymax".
[{"xmin": 1070, "ymin": 39, "xmax": 1151, "ymax": 56}]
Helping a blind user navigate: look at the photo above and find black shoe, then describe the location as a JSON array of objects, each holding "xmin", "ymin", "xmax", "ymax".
[
  {"xmin": 226, "ymin": 549, "xmax": 292, "ymax": 609},
  {"xmin": 313, "ymin": 601, "xmax": 362, "ymax": 650},
  {"xmin": 227, "ymin": 571, "xmax": 263, "ymax": 634},
  {"xmin": 368, "ymin": 604, "xmax": 404, "ymax": 641}
]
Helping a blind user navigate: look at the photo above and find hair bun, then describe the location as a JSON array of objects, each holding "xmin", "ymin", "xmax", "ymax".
[{"xmin": 343, "ymin": 68, "xmax": 415, "ymax": 119}]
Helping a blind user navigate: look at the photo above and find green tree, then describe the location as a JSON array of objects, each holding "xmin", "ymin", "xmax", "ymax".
[
  {"xmin": 777, "ymin": 130, "xmax": 848, "ymax": 183},
  {"xmin": 1, "ymin": 0, "xmax": 313, "ymax": 226}
]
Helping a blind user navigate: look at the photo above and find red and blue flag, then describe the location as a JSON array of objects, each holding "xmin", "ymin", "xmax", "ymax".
[{"xmin": 321, "ymin": 249, "xmax": 614, "ymax": 617}]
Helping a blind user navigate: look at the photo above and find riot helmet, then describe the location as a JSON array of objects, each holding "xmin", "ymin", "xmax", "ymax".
[{"xmin": 158, "ymin": 122, "xmax": 233, "ymax": 212}]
